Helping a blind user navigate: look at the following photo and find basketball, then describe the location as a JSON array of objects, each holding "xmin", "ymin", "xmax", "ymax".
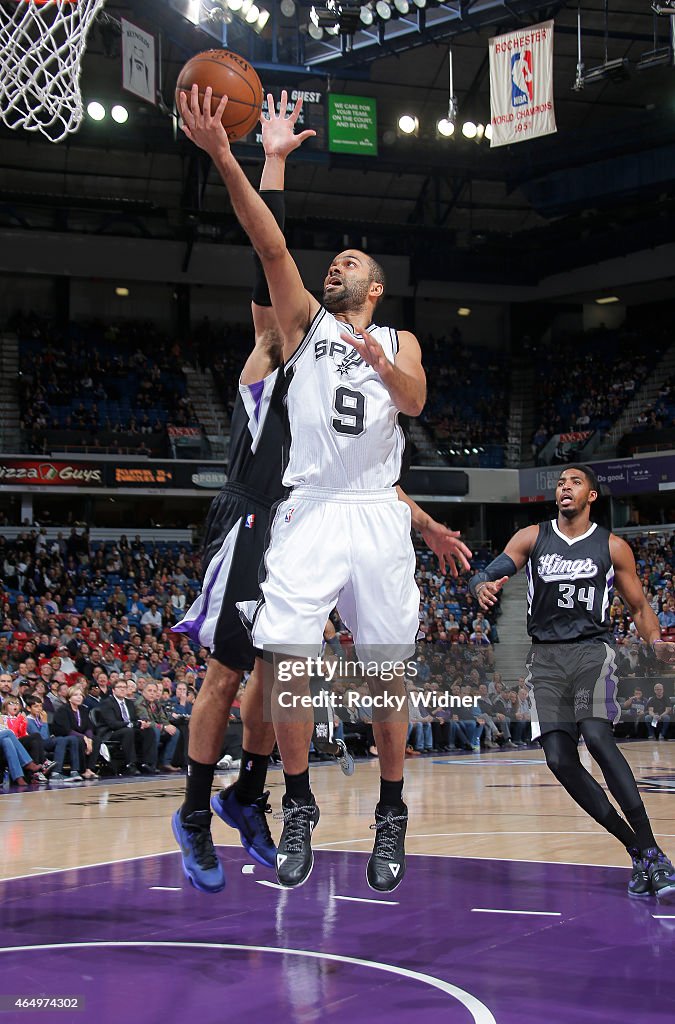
[{"xmin": 175, "ymin": 49, "xmax": 263, "ymax": 141}]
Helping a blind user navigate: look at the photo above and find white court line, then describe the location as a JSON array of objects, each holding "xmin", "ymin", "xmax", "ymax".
[
  {"xmin": 0, "ymin": 849, "xmax": 178, "ymax": 884},
  {"xmin": 471, "ymin": 908, "xmax": 561, "ymax": 917},
  {"xmin": 331, "ymin": 895, "xmax": 399, "ymax": 906},
  {"xmin": 652, "ymin": 915, "xmax": 675, "ymax": 919},
  {"xmin": 241, "ymin": 865, "xmax": 255, "ymax": 875},
  {"xmin": 0, "ymin": 942, "xmax": 496, "ymax": 1024},
  {"xmin": 256, "ymin": 879, "xmax": 287, "ymax": 891},
  {"xmin": 149, "ymin": 886, "xmax": 182, "ymax": 892}
]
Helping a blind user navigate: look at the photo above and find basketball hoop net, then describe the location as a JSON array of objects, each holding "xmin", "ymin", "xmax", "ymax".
[{"xmin": 0, "ymin": 0, "xmax": 107, "ymax": 142}]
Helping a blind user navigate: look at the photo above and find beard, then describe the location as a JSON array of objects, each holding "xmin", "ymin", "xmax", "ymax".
[
  {"xmin": 322, "ymin": 278, "xmax": 370, "ymax": 313},
  {"xmin": 559, "ymin": 497, "xmax": 586, "ymax": 519}
]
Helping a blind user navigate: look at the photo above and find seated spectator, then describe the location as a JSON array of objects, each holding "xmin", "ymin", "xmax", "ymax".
[
  {"xmin": 621, "ymin": 686, "xmax": 648, "ymax": 739},
  {"xmin": 96, "ymin": 678, "xmax": 159, "ymax": 776},
  {"xmin": 0, "ymin": 726, "xmax": 49, "ymax": 786},
  {"xmin": 646, "ymin": 682, "xmax": 671, "ymax": 741},
  {"xmin": 25, "ymin": 694, "xmax": 82, "ymax": 781},
  {"xmin": 138, "ymin": 680, "xmax": 182, "ymax": 771},
  {"xmin": 53, "ymin": 685, "xmax": 100, "ymax": 779},
  {"xmin": 168, "ymin": 681, "xmax": 191, "ymax": 719}
]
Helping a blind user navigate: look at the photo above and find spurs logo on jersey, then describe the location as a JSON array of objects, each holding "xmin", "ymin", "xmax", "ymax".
[
  {"xmin": 314, "ymin": 338, "xmax": 365, "ymax": 378},
  {"xmin": 283, "ymin": 307, "xmax": 406, "ymax": 491},
  {"xmin": 537, "ymin": 554, "xmax": 599, "ymax": 583}
]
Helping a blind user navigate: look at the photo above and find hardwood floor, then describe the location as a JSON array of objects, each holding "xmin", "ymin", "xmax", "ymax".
[{"xmin": 1, "ymin": 740, "xmax": 673, "ymax": 880}]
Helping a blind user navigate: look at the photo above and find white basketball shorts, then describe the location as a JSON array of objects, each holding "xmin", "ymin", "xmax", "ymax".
[{"xmin": 245, "ymin": 486, "xmax": 420, "ymax": 661}]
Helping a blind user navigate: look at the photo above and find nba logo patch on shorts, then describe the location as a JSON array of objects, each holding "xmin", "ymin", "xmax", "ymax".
[
  {"xmin": 285, "ymin": 507, "xmax": 295, "ymax": 523},
  {"xmin": 245, "ymin": 514, "xmax": 256, "ymax": 529}
]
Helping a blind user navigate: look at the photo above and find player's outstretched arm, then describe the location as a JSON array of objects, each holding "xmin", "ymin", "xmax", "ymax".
[
  {"xmin": 610, "ymin": 535, "xmax": 675, "ymax": 662},
  {"xmin": 242, "ymin": 96, "xmax": 314, "ymax": 385},
  {"xmin": 342, "ymin": 329, "xmax": 426, "ymax": 416},
  {"xmin": 470, "ymin": 526, "xmax": 538, "ymax": 611},
  {"xmin": 178, "ymin": 86, "xmax": 318, "ymax": 357},
  {"xmin": 395, "ymin": 486, "xmax": 472, "ymax": 576}
]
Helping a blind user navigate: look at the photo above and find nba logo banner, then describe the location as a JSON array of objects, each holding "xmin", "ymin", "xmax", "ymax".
[
  {"xmin": 121, "ymin": 18, "xmax": 156, "ymax": 105},
  {"xmin": 488, "ymin": 20, "xmax": 556, "ymax": 148}
]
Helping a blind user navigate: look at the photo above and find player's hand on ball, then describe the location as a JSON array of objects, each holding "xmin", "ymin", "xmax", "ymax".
[
  {"xmin": 653, "ymin": 640, "xmax": 675, "ymax": 664},
  {"xmin": 179, "ymin": 84, "xmax": 230, "ymax": 156},
  {"xmin": 261, "ymin": 90, "xmax": 316, "ymax": 158},
  {"xmin": 476, "ymin": 577, "xmax": 508, "ymax": 610}
]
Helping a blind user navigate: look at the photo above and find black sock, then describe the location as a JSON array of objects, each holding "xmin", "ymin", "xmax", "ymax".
[
  {"xmin": 379, "ymin": 777, "xmax": 404, "ymax": 809},
  {"xmin": 624, "ymin": 802, "xmax": 657, "ymax": 852},
  {"xmin": 182, "ymin": 758, "xmax": 216, "ymax": 819},
  {"xmin": 284, "ymin": 768, "xmax": 311, "ymax": 801},
  {"xmin": 234, "ymin": 750, "xmax": 269, "ymax": 804}
]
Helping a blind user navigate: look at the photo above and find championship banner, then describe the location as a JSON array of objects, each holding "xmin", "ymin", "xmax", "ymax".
[
  {"xmin": 121, "ymin": 18, "xmax": 156, "ymax": 105},
  {"xmin": 488, "ymin": 20, "xmax": 556, "ymax": 148}
]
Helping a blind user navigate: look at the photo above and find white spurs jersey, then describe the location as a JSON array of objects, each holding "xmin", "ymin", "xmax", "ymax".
[{"xmin": 282, "ymin": 307, "xmax": 406, "ymax": 491}]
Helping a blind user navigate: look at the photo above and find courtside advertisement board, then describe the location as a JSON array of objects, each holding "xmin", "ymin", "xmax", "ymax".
[{"xmin": 489, "ymin": 20, "xmax": 556, "ymax": 147}]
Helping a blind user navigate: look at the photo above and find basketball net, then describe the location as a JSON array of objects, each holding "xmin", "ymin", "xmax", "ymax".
[{"xmin": 0, "ymin": 0, "xmax": 107, "ymax": 143}]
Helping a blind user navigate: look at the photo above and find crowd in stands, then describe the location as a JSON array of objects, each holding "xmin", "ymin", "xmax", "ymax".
[
  {"xmin": 4, "ymin": 523, "xmax": 675, "ymax": 783},
  {"xmin": 634, "ymin": 375, "xmax": 675, "ymax": 435},
  {"xmin": 418, "ymin": 332, "xmax": 509, "ymax": 468},
  {"xmin": 531, "ymin": 326, "xmax": 665, "ymax": 460},
  {"xmin": 9, "ymin": 312, "xmax": 200, "ymax": 457}
]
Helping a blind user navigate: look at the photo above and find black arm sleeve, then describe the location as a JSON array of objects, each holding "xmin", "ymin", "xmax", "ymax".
[
  {"xmin": 468, "ymin": 553, "xmax": 518, "ymax": 599},
  {"xmin": 252, "ymin": 190, "xmax": 286, "ymax": 307}
]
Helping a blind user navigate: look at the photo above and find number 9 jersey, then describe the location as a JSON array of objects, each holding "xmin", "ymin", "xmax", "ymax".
[
  {"xmin": 525, "ymin": 519, "xmax": 614, "ymax": 643},
  {"xmin": 282, "ymin": 308, "xmax": 406, "ymax": 491}
]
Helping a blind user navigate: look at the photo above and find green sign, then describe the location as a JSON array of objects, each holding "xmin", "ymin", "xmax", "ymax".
[{"xmin": 328, "ymin": 94, "xmax": 378, "ymax": 156}]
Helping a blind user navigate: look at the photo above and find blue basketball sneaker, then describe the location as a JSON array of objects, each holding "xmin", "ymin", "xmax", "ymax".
[
  {"xmin": 171, "ymin": 809, "xmax": 225, "ymax": 894},
  {"xmin": 211, "ymin": 786, "xmax": 276, "ymax": 868}
]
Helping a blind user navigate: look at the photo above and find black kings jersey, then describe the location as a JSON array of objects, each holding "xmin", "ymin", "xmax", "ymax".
[
  {"xmin": 227, "ymin": 368, "xmax": 288, "ymax": 503},
  {"xmin": 526, "ymin": 520, "xmax": 614, "ymax": 643}
]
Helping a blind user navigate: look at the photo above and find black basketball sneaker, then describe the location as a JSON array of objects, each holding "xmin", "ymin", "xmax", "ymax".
[
  {"xmin": 645, "ymin": 847, "xmax": 675, "ymax": 899},
  {"xmin": 275, "ymin": 794, "xmax": 320, "ymax": 888},
  {"xmin": 627, "ymin": 848, "xmax": 651, "ymax": 898},
  {"xmin": 366, "ymin": 802, "xmax": 408, "ymax": 893}
]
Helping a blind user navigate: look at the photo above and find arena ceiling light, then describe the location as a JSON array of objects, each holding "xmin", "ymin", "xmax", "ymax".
[
  {"xmin": 307, "ymin": 20, "xmax": 324, "ymax": 37},
  {"xmin": 595, "ymin": 296, "xmax": 620, "ymax": 304},
  {"xmin": 376, "ymin": 0, "xmax": 392, "ymax": 19},
  {"xmin": 398, "ymin": 113, "xmax": 418, "ymax": 134},
  {"xmin": 280, "ymin": 0, "xmax": 296, "ymax": 15},
  {"xmin": 393, "ymin": 0, "xmax": 410, "ymax": 13},
  {"xmin": 87, "ymin": 101, "xmax": 106, "ymax": 121},
  {"xmin": 360, "ymin": 4, "xmax": 374, "ymax": 24},
  {"xmin": 457, "ymin": 307, "xmax": 471, "ymax": 316},
  {"xmin": 412, "ymin": 0, "xmax": 426, "ymax": 7},
  {"xmin": 437, "ymin": 117, "xmax": 454, "ymax": 137},
  {"xmin": 462, "ymin": 121, "xmax": 477, "ymax": 139},
  {"xmin": 115, "ymin": 287, "xmax": 130, "ymax": 297},
  {"xmin": 485, "ymin": 123, "xmax": 493, "ymax": 141},
  {"xmin": 256, "ymin": 8, "xmax": 270, "ymax": 28},
  {"xmin": 227, "ymin": 0, "xmax": 243, "ymax": 9},
  {"xmin": 111, "ymin": 104, "xmax": 129, "ymax": 124}
]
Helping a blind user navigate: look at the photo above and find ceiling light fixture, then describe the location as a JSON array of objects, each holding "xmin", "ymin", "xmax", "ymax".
[
  {"xmin": 398, "ymin": 113, "xmax": 418, "ymax": 134},
  {"xmin": 595, "ymin": 296, "xmax": 620, "ymax": 305},
  {"xmin": 87, "ymin": 101, "xmax": 106, "ymax": 121}
]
